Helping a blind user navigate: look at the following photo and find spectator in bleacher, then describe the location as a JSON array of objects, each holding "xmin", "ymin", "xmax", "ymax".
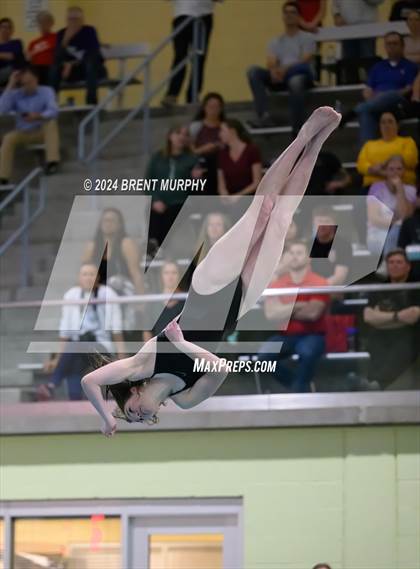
[
  {"xmin": 195, "ymin": 211, "xmax": 231, "ymax": 263},
  {"xmin": 367, "ymin": 155, "xmax": 417, "ymax": 255},
  {"xmin": 412, "ymin": 70, "xmax": 420, "ymax": 100},
  {"xmin": 143, "ymin": 260, "xmax": 186, "ymax": 341},
  {"xmin": 363, "ymin": 248, "xmax": 420, "ymax": 389},
  {"xmin": 152, "ymin": 260, "xmax": 185, "ymax": 336},
  {"xmin": 39, "ymin": 263, "xmax": 125, "ymax": 401},
  {"xmin": 274, "ymin": 218, "xmax": 300, "ymax": 277},
  {"xmin": 50, "ymin": 6, "xmax": 106, "ymax": 105},
  {"xmin": 405, "ymin": 9, "xmax": 420, "ymax": 63},
  {"xmin": 161, "ymin": 0, "xmax": 219, "ymax": 107},
  {"xmin": 297, "ymin": 0, "xmax": 326, "ymax": 32},
  {"xmin": 258, "ymin": 240, "xmax": 329, "ymax": 393},
  {"xmin": 190, "ymin": 92, "xmax": 225, "ymax": 195},
  {"xmin": 0, "ymin": 17, "xmax": 25, "ymax": 87},
  {"xmin": 354, "ymin": 32, "xmax": 418, "ymax": 144},
  {"xmin": 307, "ymin": 151, "xmax": 352, "ymax": 196},
  {"xmin": 357, "ymin": 111, "xmax": 418, "ymax": 187},
  {"xmin": 82, "ymin": 207, "xmax": 145, "ymax": 332},
  {"xmin": 310, "ymin": 207, "xmax": 352, "ymax": 285},
  {"xmin": 405, "ymin": 71, "xmax": 420, "ymax": 126},
  {"xmin": 146, "ymin": 125, "xmax": 204, "ymax": 246},
  {"xmin": 26, "ymin": 11, "xmax": 57, "ymax": 85},
  {"xmin": 332, "ymin": 0, "xmax": 384, "ymax": 60},
  {"xmin": 217, "ymin": 119, "xmax": 262, "ymax": 210},
  {"xmin": 247, "ymin": 1, "xmax": 315, "ymax": 134},
  {"xmin": 398, "ymin": 199, "xmax": 420, "ymax": 280},
  {"xmin": 0, "ymin": 67, "xmax": 60, "ymax": 185},
  {"xmin": 390, "ymin": 0, "xmax": 420, "ymax": 21}
]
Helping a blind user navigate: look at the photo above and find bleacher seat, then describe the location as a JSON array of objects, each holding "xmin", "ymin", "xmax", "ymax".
[{"xmin": 59, "ymin": 43, "xmax": 150, "ymax": 108}]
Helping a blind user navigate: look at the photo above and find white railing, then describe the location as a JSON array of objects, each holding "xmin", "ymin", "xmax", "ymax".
[
  {"xmin": 0, "ymin": 282, "xmax": 418, "ymax": 309},
  {"xmin": 0, "ymin": 168, "xmax": 46, "ymax": 287}
]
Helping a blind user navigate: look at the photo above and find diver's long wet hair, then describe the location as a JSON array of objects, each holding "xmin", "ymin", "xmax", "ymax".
[{"xmin": 90, "ymin": 353, "xmax": 159, "ymax": 425}]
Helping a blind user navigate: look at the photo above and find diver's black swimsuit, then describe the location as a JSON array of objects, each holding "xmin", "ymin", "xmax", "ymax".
[{"xmin": 150, "ymin": 276, "xmax": 243, "ymax": 395}]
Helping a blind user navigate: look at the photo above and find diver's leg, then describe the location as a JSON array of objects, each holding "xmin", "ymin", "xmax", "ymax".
[
  {"xmin": 239, "ymin": 124, "xmax": 338, "ymax": 316},
  {"xmin": 192, "ymin": 106, "xmax": 341, "ymax": 296}
]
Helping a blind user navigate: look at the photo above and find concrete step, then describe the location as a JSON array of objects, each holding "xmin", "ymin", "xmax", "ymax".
[
  {"xmin": 0, "ymin": 388, "xmax": 22, "ymax": 404},
  {"xmin": 0, "ymin": 335, "xmax": 44, "ymax": 388}
]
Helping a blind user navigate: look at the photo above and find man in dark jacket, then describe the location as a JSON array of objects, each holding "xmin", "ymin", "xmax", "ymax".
[{"xmin": 50, "ymin": 6, "xmax": 106, "ymax": 104}]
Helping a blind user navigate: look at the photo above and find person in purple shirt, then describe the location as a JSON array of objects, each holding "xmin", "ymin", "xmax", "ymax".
[
  {"xmin": 0, "ymin": 67, "xmax": 60, "ymax": 185},
  {"xmin": 50, "ymin": 6, "xmax": 106, "ymax": 105},
  {"xmin": 355, "ymin": 32, "xmax": 418, "ymax": 144},
  {"xmin": 0, "ymin": 18, "xmax": 25, "ymax": 86}
]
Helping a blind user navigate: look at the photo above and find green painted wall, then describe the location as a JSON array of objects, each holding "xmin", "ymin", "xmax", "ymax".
[{"xmin": 1, "ymin": 426, "xmax": 419, "ymax": 569}]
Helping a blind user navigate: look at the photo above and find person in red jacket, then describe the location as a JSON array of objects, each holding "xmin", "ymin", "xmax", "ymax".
[
  {"xmin": 259, "ymin": 240, "xmax": 329, "ymax": 392},
  {"xmin": 27, "ymin": 11, "xmax": 57, "ymax": 85}
]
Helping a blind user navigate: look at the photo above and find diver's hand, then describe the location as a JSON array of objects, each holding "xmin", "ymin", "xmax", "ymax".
[
  {"xmin": 101, "ymin": 415, "xmax": 117, "ymax": 438},
  {"xmin": 164, "ymin": 318, "xmax": 184, "ymax": 342}
]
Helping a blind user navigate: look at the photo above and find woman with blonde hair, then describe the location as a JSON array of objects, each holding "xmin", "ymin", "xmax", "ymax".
[
  {"xmin": 194, "ymin": 211, "xmax": 232, "ymax": 264},
  {"xmin": 367, "ymin": 154, "xmax": 417, "ymax": 255}
]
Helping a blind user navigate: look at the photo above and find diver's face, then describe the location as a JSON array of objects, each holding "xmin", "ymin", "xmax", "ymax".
[{"xmin": 124, "ymin": 386, "xmax": 159, "ymax": 422}]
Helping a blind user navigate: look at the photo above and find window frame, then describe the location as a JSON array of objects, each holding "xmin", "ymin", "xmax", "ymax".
[{"xmin": 0, "ymin": 498, "xmax": 243, "ymax": 569}]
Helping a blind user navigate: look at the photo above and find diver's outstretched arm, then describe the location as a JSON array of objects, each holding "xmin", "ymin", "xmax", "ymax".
[
  {"xmin": 81, "ymin": 346, "xmax": 154, "ymax": 431},
  {"xmin": 81, "ymin": 357, "xmax": 139, "ymax": 430},
  {"xmin": 165, "ymin": 319, "xmax": 229, "ymax": 409}
]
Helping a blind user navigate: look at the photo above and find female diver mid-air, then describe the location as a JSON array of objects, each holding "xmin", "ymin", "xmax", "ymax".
[{"xmin": 82, "ymin": 106, "xmax": 342, "ymax": 436}]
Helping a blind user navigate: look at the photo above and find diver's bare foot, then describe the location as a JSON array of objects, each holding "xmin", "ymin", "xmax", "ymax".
[
  {"xmin": 299, "ymin": 106, "xmax": 341, "ymax": 142},
  {"xmin": 164, "ymin": 319, "xmax": 184, "ymax": 342}
]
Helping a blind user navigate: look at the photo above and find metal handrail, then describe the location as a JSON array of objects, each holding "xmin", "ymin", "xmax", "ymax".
[
  {"xmin": 1, "ymin": 282, "xmax": 419, "ymax": 309},
  {"xmin": 0, "ymin": 167, "xmax": 45, "ymax": 287},
  {"xmin": 78, "ymin": 16, "xmax": 204, "ymax": 163}
]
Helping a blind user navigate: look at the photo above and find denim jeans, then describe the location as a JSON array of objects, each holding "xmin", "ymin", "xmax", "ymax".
[
  {"xmin": 342, "ymin": 38, "xmax": 376, "ymax": 60},
  {"xmin": 355, "ymin": 91, "xmax": 405, "ymax": 144},
  {"xmin": 166, "ymin": 14, "xmax": 213, "ymax": 102},
  {"xmin": 257, "ymin": 333, "xmax": 325, "ymax": 392},
  {"xmin": 50, "ymin": 48, "xmax": 105, "ymax": 105},
  {"xmin": 50, "ymin": 351, "xmax": 87, "ymax": 400},
  {"xmin": 50, "ymin": 342, "xmax": 107, "ymax": 400},
  {"xmin": 247, "ymin": 63, "xmax": 314, "ymax": 133}
]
